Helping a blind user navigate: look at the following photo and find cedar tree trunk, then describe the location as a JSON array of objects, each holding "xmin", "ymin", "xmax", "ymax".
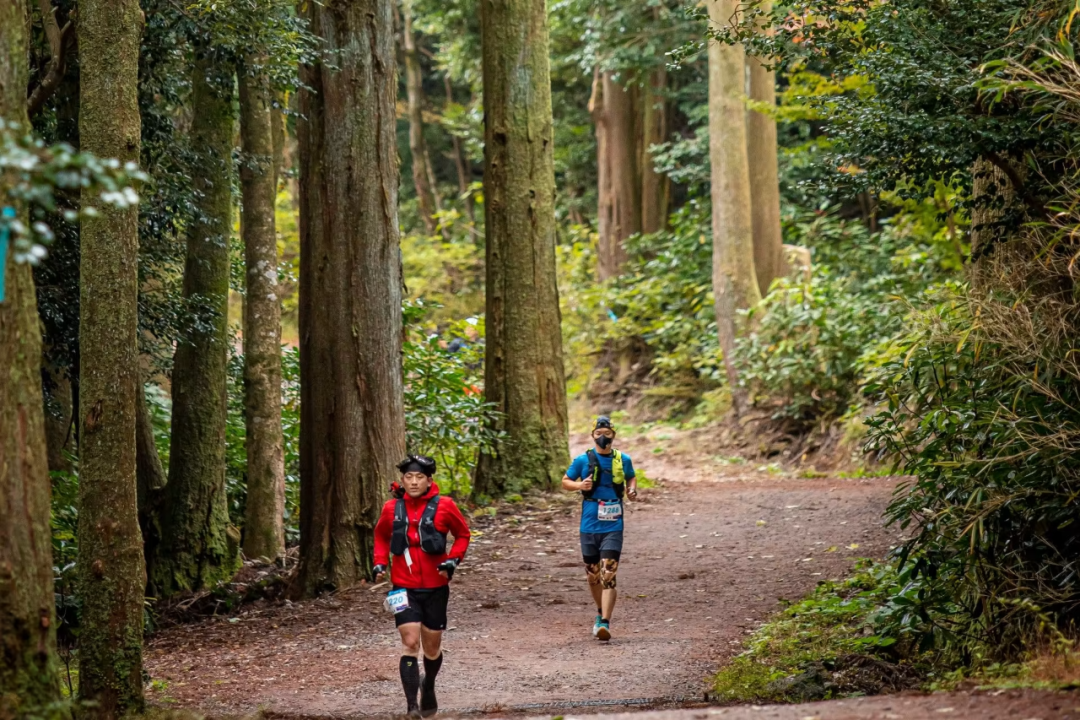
[
  {"xmin": 0, "ymin": 0, "xmax": 63, "ymax": 711},
  {"xmin": 296, "ymin": 0, "xmax": 406, "ymax": 595},
  {"xmin": 592, "ymin": 71, "xmax": 640, "ymax": 280},
  {"xmin": 403, "ymin": 0, "xmax": 439, "ymax": 235},
  {"xmin": 150, "ymin": 53, "xmax": 239, "ymax": 596},
  {"xmin": 708, "ymin": 0, "xmax": 760, "ymax": 413},
  {"xmin": 640, "ymin": 65, "xmax": 669, "ymax": 235},
  {"xmin": 239, "ymin": 57, "xmax": 286, "ymax": 562},
  {"xmin": 473, "ymin": 0, "xmax": 570, "ymax": 498},
  {"xmin": 76, "ymin": 0, "xmax": 146, "ymax": 712}
]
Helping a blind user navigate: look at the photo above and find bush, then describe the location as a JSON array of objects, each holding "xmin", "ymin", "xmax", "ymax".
[{"xmin": 866, "ymin": 255, "xmax": 1080, "ymax": 661}]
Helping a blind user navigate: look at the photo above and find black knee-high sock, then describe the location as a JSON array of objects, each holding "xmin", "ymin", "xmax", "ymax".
[
  {"xmin": 422, "ymin": 653, "xmax": 443, "ymax": 688},
  {"xmin": 400, "ymin": 656, "xmax": 421, "ymax": 706}
]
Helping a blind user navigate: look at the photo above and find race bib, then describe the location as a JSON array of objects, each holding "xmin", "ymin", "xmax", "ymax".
[
  {"xmin": 597, "ymin": 500, "xmax": 623, "ymax": 521},
  {"xmin": 385, "ymin": 588, "xmax": 410, "ymax": 614}
]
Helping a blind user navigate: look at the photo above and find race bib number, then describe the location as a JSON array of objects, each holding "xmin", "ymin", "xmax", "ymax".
[
  {"xmin": 597, "ymin": 500, "xmax": 623, "ymax": 521},
  {"xmin": 385, "ymin": 589, "xmax": 410, "ymax": 614}
]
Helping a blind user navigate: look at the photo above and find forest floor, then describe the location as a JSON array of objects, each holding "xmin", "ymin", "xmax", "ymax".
[{"xmin": 142, "ymin": 427, "xmax": 1078, "ymax": 718}]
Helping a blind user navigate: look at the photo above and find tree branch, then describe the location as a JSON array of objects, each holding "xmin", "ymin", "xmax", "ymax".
[{"xmin": 27, "ymin": 0, "xmax": 74, "ymax": 116}]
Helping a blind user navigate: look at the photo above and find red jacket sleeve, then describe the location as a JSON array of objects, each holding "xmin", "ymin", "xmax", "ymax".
[
  {"xmin": 373, "ymin": 500, "xmax": 395, "ymax": 566},
  {"xmin": 437, "ymin": 498, "xmax": 471, "ymax": 563}
]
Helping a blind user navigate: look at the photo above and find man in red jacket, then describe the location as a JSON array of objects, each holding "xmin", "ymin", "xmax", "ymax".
[{"xmin": 373, "ymin": 455, "xmax": 471, "ymax": 718}]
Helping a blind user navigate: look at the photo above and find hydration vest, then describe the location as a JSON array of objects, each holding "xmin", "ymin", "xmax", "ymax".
[
  {"xmin": 390, "ymin": 494, "xmax": 448, "ymax": 556},
  {"xmin": 582, "ymin": 449, "xmax": 626, "ymax": 501}
]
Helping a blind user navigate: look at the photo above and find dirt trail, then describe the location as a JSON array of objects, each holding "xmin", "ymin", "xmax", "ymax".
[{"xmin": 145, "ymin": 432, "xmax": 902, "ymax": 717}]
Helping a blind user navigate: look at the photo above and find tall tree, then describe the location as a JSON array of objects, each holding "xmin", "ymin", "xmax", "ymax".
[
  {"xmin": 708, "ymin": 0, "xmax": 760, "ymax": 412},
  {"xmin": 149, "ymin": 52, "xmax": 239, "ymax": 596},
  {"xmin": 402, "ymin": 0, "xmax": 440, "ymax": 235},
  {"xmin": 77, "ymin": 0, "xmax": 146, "ymax": 711},
  {"xmin": 297, "ymin": 0, "xmax": 406, "ymax": 595},
  {"xmin": 591, "ymin": 70, "xmax": 640, "ymax": 280},
  {"xmin": 0, "ymin": 0, "xmax": 63, "ymax": 713},
  {"xmin": 640, "ymin": 65, "xmax": 670, "ymax": 235},
  {"xmin": 746, "ymin": 6, "xmax": 786, "ymax": 295},
  {"xmin": 238, "ymin": 57, "xmax": 286, "ymax": 562},
  {"xmin": 473, "ymin": 0, "xmax": 570, "ymax": 497}
]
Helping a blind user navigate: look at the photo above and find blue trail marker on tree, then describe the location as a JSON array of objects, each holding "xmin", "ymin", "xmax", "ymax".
[{"xmin": 0, "ymin": 207, "xmax": 14, "ymax": 303}]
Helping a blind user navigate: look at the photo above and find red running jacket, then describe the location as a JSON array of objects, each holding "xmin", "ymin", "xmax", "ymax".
[{"xmin": 373, "ymin": 482, "xmax": 471, "ymax": 589}]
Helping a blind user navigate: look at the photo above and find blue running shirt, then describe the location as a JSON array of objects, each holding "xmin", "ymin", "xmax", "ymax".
[{"xmin": 565, "ymin": 451, "xmax": 636, "ymax": 533}]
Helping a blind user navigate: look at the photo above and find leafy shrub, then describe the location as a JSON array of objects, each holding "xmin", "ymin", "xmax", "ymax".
[
  {"xmin": 866, "ymin": 264, "xmax": 1080, "ymax": 660},
  {"xmin": 735, "ymin": 270, "xmax": 880, "ymax": 423}
]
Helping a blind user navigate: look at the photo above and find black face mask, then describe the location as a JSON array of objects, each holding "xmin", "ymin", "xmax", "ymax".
[{"xmin": 595, "ymin": 435, "xmax": 613, "ymax": 450}]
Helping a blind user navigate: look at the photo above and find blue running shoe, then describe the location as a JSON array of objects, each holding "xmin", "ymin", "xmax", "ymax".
[
  {"xmin": 596, "ymin": 620, "xmax": 611, "ymax": 641},
  {"xmin": 592, "ymin": 614, "xmax": 603, "ymax": 637}
]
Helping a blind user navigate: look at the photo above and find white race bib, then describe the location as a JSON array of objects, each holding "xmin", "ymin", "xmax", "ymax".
[
  {"xmin": 597, "ymin": 500, "xmax": 623, "ymax": 522},
  {"xmin": 385, "ymin": 588, "xmax": 410, "ymax": 614}
]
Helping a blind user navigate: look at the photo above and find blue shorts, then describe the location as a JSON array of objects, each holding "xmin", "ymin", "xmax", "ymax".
[{"xmin": 580, "ymin": 530, "xmax": 623, "ymax": 563}]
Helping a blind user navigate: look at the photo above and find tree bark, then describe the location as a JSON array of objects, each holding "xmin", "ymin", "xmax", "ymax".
[
  {"xmin": 473, "ymin": 0, "xmax": 570, "ymax": 498},
  {"xmin": 239, "ymin": 57, "xmax": 286, "ymax": 562},
  {"xmin": 150, "ymin": 53, "xmax": 239, "ymax": 597},
  {"xmin": 0, "ymin": 1, "xmax": 63, "ymax": 711},
  {"xmin": 640, "ymin": 65, "xmax": 669, "ymax": 235},
  {"xmin": 42, "ymin": 361, "xmax": 74, "ymax": 473},
  {"xmin": 592, "ymin": 70, "xmax": 640, "ymax": 280},
  {"xmin": 271, "ymin": 90, "xmax": 286, "ymax": 191},
  {"xmin": 296, "ymin": 0, "xmax": 406, "ymax": 596},
  {"xmin": 747, "ymin": 47, "xmax": 787, "ymax": 295},
  {"xmin": 403, "ymin": 0, "xmax": 439, "ymax": 235},
  {"xmin": 76, "ymin": 0, "xmax": 146, "ymax": 711},
  {"xmin": 708, "ymin": 0, "xmax": 760, "ymax": 414},
  {"xmin": 135, "ymin": 381, "xmax": 165, "ymax": 563}
]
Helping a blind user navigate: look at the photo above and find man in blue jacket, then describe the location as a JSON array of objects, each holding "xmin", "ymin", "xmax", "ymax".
[{"xmin": 561, "ymin": 416, "xmax": 638, "ymax": 641}]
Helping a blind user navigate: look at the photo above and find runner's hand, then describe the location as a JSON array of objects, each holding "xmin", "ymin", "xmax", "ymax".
[
  {"xmin": 438, "ymin": 558, "xmax": 459, "ymax": 580},
  {"xmin": 579, "ymin": 478, "xmax": 593, "ymax": 491},
  {"xmin": 627, "ymin": 488, "xmax": 638, "ymax": 500},
  {"xmin": 372, "ymin": 564, "xmax": 387, "ymax": 582}
]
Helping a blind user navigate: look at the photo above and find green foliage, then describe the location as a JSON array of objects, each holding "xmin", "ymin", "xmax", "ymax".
[
  {"xmin": 866, "ymin": 276, "xmax": 1080, "ymax": 660},
  {"xmin": 0, "ymin": 118, "xmax": 146, "ymax": 261},
  {"xmin": 712, "ymin": 561, "xmax": 908, "ymax": 702},
  {"xmin": 403, "ymin": 324, "xmax": 502, "ymax": 496}
]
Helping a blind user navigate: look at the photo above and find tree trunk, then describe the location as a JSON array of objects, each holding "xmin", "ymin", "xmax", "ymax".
[
  {"xmin": 708, "ymin": 0, "xmax": 760, "ymax": 414},
  {"xmin": 970, "ymin": 157, "xmax": 1016, "ymax": 258},
  {"xmin": 593, "ymin": 70, "xmax": 640, "ymax": 280},
  {"xmin": 271, "ymin": 90, "xmax": 286, "ymax": 191},
  {"xmin": 43, "ymin": 361, "xmax": 74, "ymax": 473},
  {"xmin": 403, "ymin": 0, "xmax": 439, "ymax": 236},
  {"xmin": 0, "ymin": 1, "xmax": 63, "ymax": 711},
  {"xmin": 296, "ymin": 0, "xmax": 406, "ymax": 596},
  {"xmin": 473, "ymin": 0, "xmax": 570, "ymax": 498},
  {"xmin": 640, "ymin": 65, "xmax": 669, "ymax": 235},
  {"xmin": 135, "ymin": 381, "xmax": 165, "ymax": 564},
  {"xmin": 150, "ymin": 53, "xmax": 239, "ymax": 597},
  {"xmin": 239, "ymin": 58, "xmax": 286, "ymax": 562},
  {"xmin": 444, "ymin": 75, "xmax": 475, "ymax": 223},
  {"xmin": 747, "ymin": 47, "xmax": 787, "ymax": 295},
  {"xmin": 76, "ymin": 0, "xmax": 146, "ymax": 711}
]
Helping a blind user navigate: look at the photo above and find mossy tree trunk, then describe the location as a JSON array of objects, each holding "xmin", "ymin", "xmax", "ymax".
[
  {"xmin": 239, "ymin": 57, "xmax": 286, "ymax": 563},
  {"xmin": 76, "ymin": 0, "xmax": 146, "ymax": 712},
  {"xmin": 296, "ymin": 0, "xmax": 406, "ymax": 596},
  {"xmin": 707, "ymin": 0, "xmax": 760, "ymax": 414},
  {"xmin": 0, "ymin": 0, "xmax": 63, "ymax": 712},
  {"xmin": 746, "ymin": 4, "xmax": 787, "ymax": 296},
  {"xmin": 149, "ymin": 52, "xmax": 239, "ymax": 596},
  {"xmin": 473, "ymin": 0, "xmax": 570, "ymax": 499}
]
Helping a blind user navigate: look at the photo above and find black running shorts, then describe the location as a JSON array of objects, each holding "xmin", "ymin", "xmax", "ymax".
[
  {"xmin": 393, "ymin": 585, "xmax": 450, "ymax": 630},
  {"xmin": 580, "ymin": 530, "xmax": 623, "ymax": 564}
]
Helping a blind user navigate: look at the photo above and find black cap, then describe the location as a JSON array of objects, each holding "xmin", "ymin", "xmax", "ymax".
[
  {"xmin": 592, "ymin": 416, "xmax": 615, "ymax": 432},
  {"xmin": 397, "ymin": 454, "xmax": 436, "ymax": 476}
]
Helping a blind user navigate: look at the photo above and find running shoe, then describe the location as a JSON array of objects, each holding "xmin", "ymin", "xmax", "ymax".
[
  {"xmin": 592, "ymin": 614, "xmax": 603, "ymax": 637},
  {"xmin": 596, "ymin": 620, "xmax": 611, "ymax": 641}
]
